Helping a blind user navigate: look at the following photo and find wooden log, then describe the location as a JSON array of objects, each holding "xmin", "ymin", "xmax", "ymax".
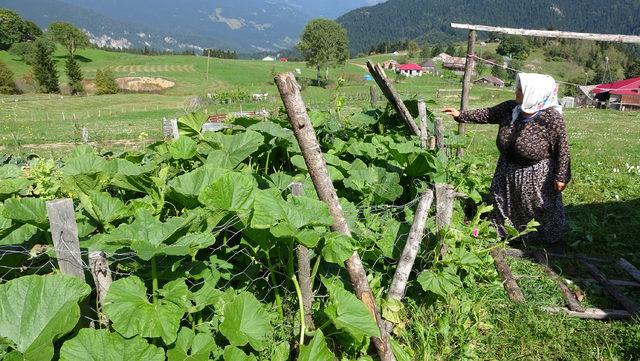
[
  {"xmin": 370, "ymin": 85, "xmax": 378, "ymax": 107},
  {"xmin": 434, "ymin": 117, "xmax": 445, "ymax": 150},
  {"xmin": 417, "ymin": 100, "xmax": 429, "ymax": 149},
  {"xmin": 89, "ymin": 251, "xmax": 112, "ymax": 327},
  {"xmin": 491, "ymin": 248, "xmax": 525, "ymax": 302},
  {"xmin": 542, "ymin": 307, "xmax": 632, "ymax": 320},
  {"xmin": 533, "ymin": 252, "xmax": 584, "ymax": 312},
  {"xmin": 275, "ymin": 72, "xmax": 395, "ymax": 361},
  {"xmin": 388, "ymin": 189, "xmax": 434, "ymax": 301},
  {"xmin": 458, "ymin": 29, "xmax": 476, "ymax": 157},
  {"xmin": 451, "ymin": 23, "xmax": 640, "ymax": 43},
  {"xmin": 163, "ymin": 117, "xmax": 179, "ymax": 139},
  {"xmin": 46, "ymin": 199, "xmax": 85, "ymax": 280},
  {"xmin": 292, "ymin": 182, "xmax": 315, "ymax": 330},
  {"xmin": 366, "ymin": 61, "xmax": 420, "ymax": 136},
  {"xmin": 616, "ymin": 258, "xmax": 640, "ymax": 283},
  {"xmin": 503, "ymin": 248, "xmax": 608, "ymax": 263},
  {"xmin": 580, "ymin": 260, "xmax": 640, "ymax": 314},
  {"xmin": 573, "ymin": 278, "xmax": 640, "ymax": 288}
]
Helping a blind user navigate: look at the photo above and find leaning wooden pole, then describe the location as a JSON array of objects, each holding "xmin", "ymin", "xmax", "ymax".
[
  {"xmin": 275, "ymin": 73, "xmax": 395, "ymax": 361},
  {"xmin": 491, "ymin": 248, "xmax": 525, "ymax": 302},
  {"xmin": 292, "ymin": 182, "xmax": 315, "ymax": 330},
  {"xmin": 388, "ymin": 189, "xmax": 434, "ymax": 301},
  {"xmin": 458, "ymin": 29, "xmax": 476, "ymax": 157}
]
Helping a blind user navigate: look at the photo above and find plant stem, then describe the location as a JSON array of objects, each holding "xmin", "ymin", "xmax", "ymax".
[
  {"xmin": 264, "ymin": 149, "xmax": 271, "ymax": 174},
  {"xmin": 265, "ymin": 251, "xmax": 284, "ymax": 320},
  {"xmin": 292, "ymin": 275, "xmax": 306, "ymax": 347},
  {"xmin": 151, "ymin": 256, "xmax": 158, "ymax": 304},
  {"xmin": 310, "ymin": 253, "xmax": 322, "ymax": 290}
]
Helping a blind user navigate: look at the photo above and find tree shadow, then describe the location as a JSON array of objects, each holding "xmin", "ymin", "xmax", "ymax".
[{"xmin": 53, "ymin": 55, "xmax": 92, "ymax": 63}]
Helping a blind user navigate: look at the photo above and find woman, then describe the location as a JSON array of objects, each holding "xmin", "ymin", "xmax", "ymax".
[{"xmin": 442, "ymin": 73, "xmax": 571, "ymax": 248}]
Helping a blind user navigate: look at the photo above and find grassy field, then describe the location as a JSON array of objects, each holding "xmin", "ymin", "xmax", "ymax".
[{"xmin": 2, "ymin": 47, "xmax": 640, "ymax": 359}]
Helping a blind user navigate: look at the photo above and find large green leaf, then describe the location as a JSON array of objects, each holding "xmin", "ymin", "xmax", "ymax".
[
  {"xmin": 78, "ymin": 191, "xmax": 129, "ymax": 228},
  {"xmin": 104, "ymin": 211, "xmax": 205, "ymax": 260},
  {"xmin": 60, "ymin": 329, "xmax": 165, "ymax": 361},
  {"xmin": 321, "ymin": 233, "xmax": 355, "ymax": 264},
  {"xmin": 167, "ymin": 328, "xmax": 218, "ymax": 361},
  {"xmin": 2, "ymin": 198, "xmax": 48, "ymax": 228},
  {"xmin": 177, "ymin": 113, "xmax": 206, "ymax": 138},
  {"xmin": 168, "ymin": 136, "xmax": 199, "ymax": 160},
  {"xmin": 417, "ymin": 269, "xmax": 463, "ymax": 298},
  {"xmin": 0, "ymin": 275, "xmax": 90, "ymax": 361},
  {"xmin": 322, "ymin": 279, "xmax": 381, "ymax": 341},
  {"xmin": 222, "ymin": 346, "xmax": 256, "ymax": 361},
  {"xmin": 62, "ymin": 147, "xmax": 106, "ymax": 176},
  {"xmin": 281, "ymin": 196, "xmax": 333, "ymax": 229},
  {"xmin": 343, "ymin": 162, "xmax": 403, "ymax": 202},
  {"xmin": 198, "ymin": 172, "xmax": 257, "ymax": 212},
  {"xmin": 0, "ymin": 178, "xmax": 32, "ymax": 200},
  {"xmin": 250, "ymin": 189, "xmax": 284, "ymax": 229},
  {"xmin": 0, "ymin": 224, "xmax": 39, "ymax": 245},
  {"xmin": 0, "ymin": 164, "xmax": 21, "ymax": 179},
  {"xmin": 103, "ymin": 276, "xmax": 184, "ymax": 344},
  {"xmin": 298, "ymin": 330, "xmax": 334, "ymax": 361},
  {"xmin": 219, "ymin": 292, "xmax": 272, "ymax": 351},
  {"xmin": 168, "ymin": 165, "xmax": 228, "ymax": 208},
  {"xmin": 205, "ymin": 131, "xmax": 264, "ymax": 169}
]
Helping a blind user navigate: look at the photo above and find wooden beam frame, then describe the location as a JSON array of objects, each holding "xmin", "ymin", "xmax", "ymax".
[{"xmin": 451, "ymin": 23, "xmax": 640, "ymax": 43}]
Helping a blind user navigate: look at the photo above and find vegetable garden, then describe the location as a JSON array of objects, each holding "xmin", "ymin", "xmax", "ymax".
[{"xmin": 0, "ymin": 71, "xmax": 637, "ymax": 360}]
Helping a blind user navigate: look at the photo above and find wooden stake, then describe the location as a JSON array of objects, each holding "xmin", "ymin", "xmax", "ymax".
[
  {"xmin": 581, "ymin": 260, "xmax": 640, "ymax": 314},
  {"xmin": 47, "ymin": 199, "xmax": 85, "ymax": 280},
  {"xmin": 89, "ymin": 251, "xmax": 112, "ymax": 327},
  {"xmin": 292, "ymin": 182, "xmax": 315, "ymax": 330},
  {"xmin": 163, "ymin": 118, "xmax": 179, "ymax": 140},
  {"xmin": 491, "ymin": 248, "xmax": 525, "ymax": 302},
  {"xmin": 435, "ymin": 184, "xmax": 456, "ymax": 256},
  {"xmin": 418, "ymin": 100, "xmax": 429, "ymax": 149},
  {"xmin": 533, "ymin": 252, "xmax": 584, "ymax": 312},
  {"xmin": 458, "ymin": 29, "xmax": 476, "ymax": 157},
  {"xmin": 370, "ymin": 85, "xmax": 378, "ymax": 107},
  {"xmin": 434, "ymin": 117, "xmax": 445, "ymax": 150},
  {"xmin": 366, "ymin": 61, "xmax": 420, "ymax": 136},
  {"xmin": 388, "ymin": 189, "xmax": 434, "ymax": 301},
  {"xmin": 275, "ymin": 72, "xmax": 395, "ymax": 361},
  {"xmin": 81, "ymin": 127, "xmax": 89, "ymax": 144},
  {"xmin": 616, "ymin": 258, "xmax": 640, "ymax": 283}
]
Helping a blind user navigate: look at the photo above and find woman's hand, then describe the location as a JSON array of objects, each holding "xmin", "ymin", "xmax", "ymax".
[
  {"xmin": 554, "ymin": 181, "xmax": 567, "ymax": 192},
  {"xmin": 441, "ymin": 107, "xmax": 460, "ymax": 118}
]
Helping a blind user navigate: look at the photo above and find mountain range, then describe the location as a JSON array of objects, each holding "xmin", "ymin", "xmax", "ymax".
[
  {"xmin": 337, "ymin": 0, "xmax": 640, "ymax": 53},
  {"xmin": 0, "ymin": 0, "xmax": 385, "ymax": 53}
]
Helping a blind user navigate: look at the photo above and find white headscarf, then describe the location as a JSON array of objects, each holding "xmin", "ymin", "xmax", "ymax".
[{"xmin": 513, "ymin": 73, "xmax": 562, "ymax": 123}]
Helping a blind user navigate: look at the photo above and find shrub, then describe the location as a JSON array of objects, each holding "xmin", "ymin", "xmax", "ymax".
[
  {"xmin": 95, "ymin": 68, "xmax": 118, "ymax": 95},
  {"xmin": 0, "ymin": 60, "xmax": 19, "ymax": 94}
]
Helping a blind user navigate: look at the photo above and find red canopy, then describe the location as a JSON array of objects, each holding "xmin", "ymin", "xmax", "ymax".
[{"xmin": 592, "ymin": 77, "xmax": 640, "ymax": 95}]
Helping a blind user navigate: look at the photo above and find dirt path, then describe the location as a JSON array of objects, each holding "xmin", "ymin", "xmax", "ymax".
[{"xmin": 0, "ymin": 139, "xmax": 144, "ymax": 151}]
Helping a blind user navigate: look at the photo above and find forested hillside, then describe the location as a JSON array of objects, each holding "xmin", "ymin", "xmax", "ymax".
[{"xmin": 338, "ymin": 0, "xmax": 640, "ymax": 53}]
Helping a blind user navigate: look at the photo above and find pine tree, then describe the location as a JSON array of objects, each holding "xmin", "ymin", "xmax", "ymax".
[
  {"xmin": 66, "ymin": 56, "xmax": 84, "ymax": 95},
  {"xmin": 0, "ymin": 60, "xmax": 19, "ymax": 94},
  {"xmin": 32, "ymin": 39, "xmax": 59, "ymax": 93},
  {"xmin": 95, "ymin": 67, "xmax": 118, "ymax": 95}
]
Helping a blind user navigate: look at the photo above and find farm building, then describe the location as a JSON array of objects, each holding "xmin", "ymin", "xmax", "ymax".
[
  {"xmin": 421, "ymin": 59, "xmax": 436, "ymax": 73},
  {"xmin": 442, "ymin": 57, "xmax": 467, "ymax": 71},
  {"xmin": 474, "ymin": 75, "xmax": 505, "ymax": 87},
  {"xmin": 383, "ymin": 60, "xmax": 399, "ymax": 70},
  {"xmin": 398, "ymin": 63, "xmax": 423, "ymax": 77},
  {"xmin": 592, "ymin": 77, "xmax": 640, "ymax": 111},
  {"xmin": 279, "ymin": 57, "xmax": 288, "ymax": 62},
  {"xmin": 262, "ymin": 56, "xmax": 275, "ymax": 61},
  {"xmin": 433, "ymin": 52, "xmax": 452, "ymax": 63}
]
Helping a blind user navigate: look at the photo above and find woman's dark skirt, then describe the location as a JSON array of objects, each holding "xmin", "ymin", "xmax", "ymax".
[{"xmin": 490, "ymin": 156, "xmax": 565, "ymax": 245}]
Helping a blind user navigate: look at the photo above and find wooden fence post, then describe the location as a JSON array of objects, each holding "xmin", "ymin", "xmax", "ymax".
[
  {"xmin": 388, "ymin": 189, "xmax": 434, "ymax": 301},
  {"xmin": 89, "ymin": 251, "xmax": 112, "ymax": 327},
  {"xmin": 459, "ymin": 29, "xmax": 477, "ymax": 157},
  {"xmin": 275, "ymin": 72, "xmax": 395, "ymax": 361},
  {"xmin": 46, "ymin": 199, "xmax": 85, "ymax": 280},
  {"xmin": 434, "ymin": 117, "xmax": 445, "ymax": 150},
  {"xmin": 370, "ymin": 85, "xmax": 378, "ymax": 107},
  {"xmin": 81, "ymin": 127, "xmax": 89, "ymax": 144},
  {"xmin": 292, "ymin": 182, "xmax": 315, "ymax": 331},
  {"xmin": 418, "ymin": 100, "xmax": 429, "ymax": 149},
  {"xmin": 163, "ymin": 118, "xmax": 179, "ymax": 139}
]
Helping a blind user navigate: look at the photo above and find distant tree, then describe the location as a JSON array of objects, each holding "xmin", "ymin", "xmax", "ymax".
[
  {"xmin": 47, "ymin": 22, "xmax": 90, "ymax": 57},
  {"xmin": 407, "ymin": 40, "xmax": 420, "ymax": 58},
  {"xmin": 420, "ymin": 41, "xmax": 431, "ymax": 58},
  {"xmin": 431, "ymin": 45, "xmax": 443, "ymax": 57},
  {"xmin": 9, "ymin": 42, "xmax": 35, "ymax": 63},
  {"xmin": 66, "ymin": 56, "xmax": 84, "ymax": 95},
  {"xmin": 491, "ymin": 65, "xmax": 508, "ymax": 82},
  {"xmin": 509, "ymin": 59, "xmax": 524, "ymax": 71},
  {"xmin": 475, "ymin": 60, "xmax": 487, "ymax": 76},
  {"xmin": 297, "ymin": 19, "xmax": 349, "ymax": 85},
  {"xmin": 95, "ymin": 68, "xmax": 118, "ymax": 95},
  {"xmin": 22, "ymin": 21, "xmax": 43, "ymax": 40},
  {"xmin": 626, "ymin": 60, "xmax": 640, "ymax": 78},
  {"xmin": 445, "ymin": 44, "xmax": 457, "ymax": 56},
  {"xmin": 0, "ymin": 9, "xmax": 26, "ymax": 50},
  {"xmin": 0, "ymin": 60, "xmax": 19, "ymax": 94},
  {"xmin": 32, "ymin": 38, "xmax": 59, "ymax": 93},
  {"xmin": 497, "ymin": 36, "xmax": 530, "ymax": 60}
]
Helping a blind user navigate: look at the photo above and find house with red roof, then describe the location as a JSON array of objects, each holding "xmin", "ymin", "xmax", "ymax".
[
  {"xmin": 398, "ymin": 63, "xmax": 423, "ymax": 77},
  {"xmin": 592, "ymin": 77, "xmax": 640, "ymax": 110}
]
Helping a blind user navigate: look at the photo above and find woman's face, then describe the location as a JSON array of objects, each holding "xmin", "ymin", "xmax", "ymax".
[{"xmin": 515, "ymin": 86, "xmax": 524, "ymax": 104}]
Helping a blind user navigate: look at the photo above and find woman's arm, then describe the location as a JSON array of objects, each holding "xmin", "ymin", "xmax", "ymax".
[
  {"xmin": 442, "ymin": 101, "xmax": 516, "ymax": 124},
  {"xmin": 550, "ymin": 114, "xmax": 571, "ymax": 186}
]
